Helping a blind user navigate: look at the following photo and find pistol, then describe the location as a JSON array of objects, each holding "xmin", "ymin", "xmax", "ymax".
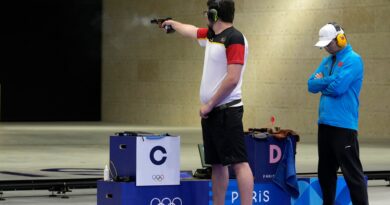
[{"xmin": 151, "ymin": 17, "xmax": 175, "ymax": 33}]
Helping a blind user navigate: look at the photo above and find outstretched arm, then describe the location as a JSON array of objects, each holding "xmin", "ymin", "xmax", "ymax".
[{"xmin": 162, "ymin": 20, "xmax": 198, "ymax": 39}]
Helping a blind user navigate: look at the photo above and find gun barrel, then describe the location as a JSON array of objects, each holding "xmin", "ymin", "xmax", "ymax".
[
  {"xmin": 150, "ymin": 17, "xmax": 172, "ymax": 24},
  {"xmin": 150, "ymin": 19, "xmax": 159, "ymax": 24}
]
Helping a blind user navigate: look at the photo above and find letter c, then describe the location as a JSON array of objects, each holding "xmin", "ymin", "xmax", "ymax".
[{"xmin": 150, "ymin": 146, "xmax": 167, "ymax": 165}]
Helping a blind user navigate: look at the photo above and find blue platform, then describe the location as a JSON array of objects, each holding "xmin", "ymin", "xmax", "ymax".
[
  {"xmin": 97, "ymin": 176, "xmax": 353, "ymax": 205},
  {"xmin": 101, "ymin": 133, "xmax": 354, "ymax": 204}
]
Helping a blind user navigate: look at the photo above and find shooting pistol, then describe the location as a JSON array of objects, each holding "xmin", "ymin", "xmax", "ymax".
[{"xmin": 151, "ymin": 17, "xmax": 175, "ymax": 33}]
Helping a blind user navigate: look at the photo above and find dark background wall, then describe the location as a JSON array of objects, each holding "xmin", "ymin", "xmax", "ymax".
[{"xmin": 0, "ymin": 0, "xmax": 102, "ymax": 121}]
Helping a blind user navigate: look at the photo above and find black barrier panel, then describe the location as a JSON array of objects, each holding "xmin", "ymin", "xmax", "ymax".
[{"xmin": 0, "ymin": 0, "xmax": 102, "ymax": 121}]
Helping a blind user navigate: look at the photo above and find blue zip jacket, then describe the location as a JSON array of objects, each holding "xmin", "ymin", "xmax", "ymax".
[{"xmin": 308, "ymin": 44, "xmax": 364, "ymax": 130}]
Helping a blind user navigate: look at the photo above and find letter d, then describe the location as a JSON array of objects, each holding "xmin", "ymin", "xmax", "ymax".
[{"xmin": 269, "ymin": 145, "xmax": 281, "ymax": 164}]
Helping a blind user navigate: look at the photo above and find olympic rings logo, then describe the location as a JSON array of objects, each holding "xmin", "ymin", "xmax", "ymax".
[
  {"xmin": 152, "ymin": 174, "xmax": 164, "ymax": 182},
  {"xmin": 150, "ymin": 197, "xmax": 182, "ymax": 205}
]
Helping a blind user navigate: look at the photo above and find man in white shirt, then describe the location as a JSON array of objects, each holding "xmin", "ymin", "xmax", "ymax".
[{"xmin": 162, "ymin": 0, "xmax": 253, "ymax": 204}]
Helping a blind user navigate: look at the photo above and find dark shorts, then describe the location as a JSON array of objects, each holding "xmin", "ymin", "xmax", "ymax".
[{"xmin": 201, "ymin": 106, "xmax": 248, "ymax": 166}]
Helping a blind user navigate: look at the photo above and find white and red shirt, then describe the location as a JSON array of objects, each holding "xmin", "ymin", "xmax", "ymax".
[{"xmin": 197, "ymin": 27, "xmax": 248, "ymax": 107}]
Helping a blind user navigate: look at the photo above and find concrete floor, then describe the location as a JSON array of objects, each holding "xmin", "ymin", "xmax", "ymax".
[{"xmin": 0, "ymin": 122, "xmax": 389, "ymax": 204}]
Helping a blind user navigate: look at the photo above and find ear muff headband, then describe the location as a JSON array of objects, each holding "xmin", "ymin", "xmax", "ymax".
[
  {"xmin": 208, "ymin": 8, "xmax": 218, "ymax": 23},
  {"xmin": 329, "ymin": 22, "xmax": 347, "ymax": 48},
  {"xmin": 336, "ymin": 33, "xmax": 347, "ymax": 48}
]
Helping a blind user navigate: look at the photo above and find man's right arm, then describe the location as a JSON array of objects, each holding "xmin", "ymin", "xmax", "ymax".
[
  {"xmin": 162, "ymin": 20, "xmax": 198, "ymax": 39},
  {"xmin": 307, "ymin": 58, "xmax": 333, "ymax": 93}
]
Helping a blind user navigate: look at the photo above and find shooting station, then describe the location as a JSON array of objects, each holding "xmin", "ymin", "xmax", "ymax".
[{"xmin": 0, "ymin": 0, "xmax": 389, "ymax": 205}]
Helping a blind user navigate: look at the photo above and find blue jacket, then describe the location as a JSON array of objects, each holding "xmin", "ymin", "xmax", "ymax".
[{"xmin": 308, "ymin": 44, "xmax": 363, "ymax": 130}]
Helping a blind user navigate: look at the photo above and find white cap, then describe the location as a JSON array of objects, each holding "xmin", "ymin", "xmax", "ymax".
[{"xmin": 314, "ymin": 24, "xmax": 344, "ymax": 48}]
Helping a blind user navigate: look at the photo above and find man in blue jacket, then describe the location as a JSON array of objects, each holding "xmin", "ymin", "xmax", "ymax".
[{"xmin": 308, "ymin": 22, "xmax": 368, "ymax": 205}]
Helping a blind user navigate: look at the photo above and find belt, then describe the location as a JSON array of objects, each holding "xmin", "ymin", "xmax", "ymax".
[{"xmin": 213, "ymin": 99, "xmax": 241, "ymax": 111}]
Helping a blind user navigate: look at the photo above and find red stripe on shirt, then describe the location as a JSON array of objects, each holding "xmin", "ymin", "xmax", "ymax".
[
  {"xmin": 226, "ymin": 44, "xmax": 245, "ymax": 65},
  {"xmin": 197, "ymin": 28, "xmax": 208, "ymax": 39}
]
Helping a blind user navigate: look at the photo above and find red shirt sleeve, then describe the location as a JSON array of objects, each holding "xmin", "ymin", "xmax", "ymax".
[
  {"xmin": 226, "ymin": 44, "xmax": 245, "ymax": 65},
  {"xmin": 197, "ymin": 28, "xmax": 208, "ymax": 39}
]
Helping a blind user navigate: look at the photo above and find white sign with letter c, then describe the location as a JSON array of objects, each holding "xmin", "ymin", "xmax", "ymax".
[{"xmin": 136, "ymin": 136, "xmax": 180, "ymax": 186}]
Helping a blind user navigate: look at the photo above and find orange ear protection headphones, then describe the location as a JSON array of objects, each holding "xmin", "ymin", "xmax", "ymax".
[{"xmin": 329, "ymin": 22, "xmax": 347, "ymax": 48}]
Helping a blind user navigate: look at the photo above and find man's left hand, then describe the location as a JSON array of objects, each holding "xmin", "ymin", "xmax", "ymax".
[{"xmin": 200, "ymin": 103, "xmax": 213, "ymax": 119}]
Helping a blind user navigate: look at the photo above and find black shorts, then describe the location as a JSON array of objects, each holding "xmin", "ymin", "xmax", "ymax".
[{"xmin": 201, "ymin": 106, "xmax": 248, "ymax": 166}]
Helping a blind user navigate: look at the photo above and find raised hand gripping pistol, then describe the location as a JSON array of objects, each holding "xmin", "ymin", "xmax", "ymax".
[{"xmin": 151, "ymin": 17, "xmax": 175, "ymax": 33}]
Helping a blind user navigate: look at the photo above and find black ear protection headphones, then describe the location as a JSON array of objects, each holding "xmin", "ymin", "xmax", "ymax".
[
  {"xmin": 208, "ymin": 8, "xmax": 219, "ymax": 23},
  {"xmin": 328, "ymin": 22, "xmax": 347, "ymax": 48},
  {"xmin": 207, "ymin": 0, "xmax": 221, "ymax": 23}
]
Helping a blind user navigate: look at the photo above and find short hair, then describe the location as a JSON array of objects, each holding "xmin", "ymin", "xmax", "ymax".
[{"xmin": 207, "ymin": 0, "xmax": 235, "ymax": 23}]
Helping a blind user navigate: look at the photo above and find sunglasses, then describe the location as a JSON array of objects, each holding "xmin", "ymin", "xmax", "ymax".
[{"xmin": 325, "ymin": 39, "xmax": 336, "ymax": 48}]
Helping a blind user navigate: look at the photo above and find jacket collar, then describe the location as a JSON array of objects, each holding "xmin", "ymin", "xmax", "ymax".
[{"xmin": 333, "ymin": 44, "xmax": 352, "ymax": 59}]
